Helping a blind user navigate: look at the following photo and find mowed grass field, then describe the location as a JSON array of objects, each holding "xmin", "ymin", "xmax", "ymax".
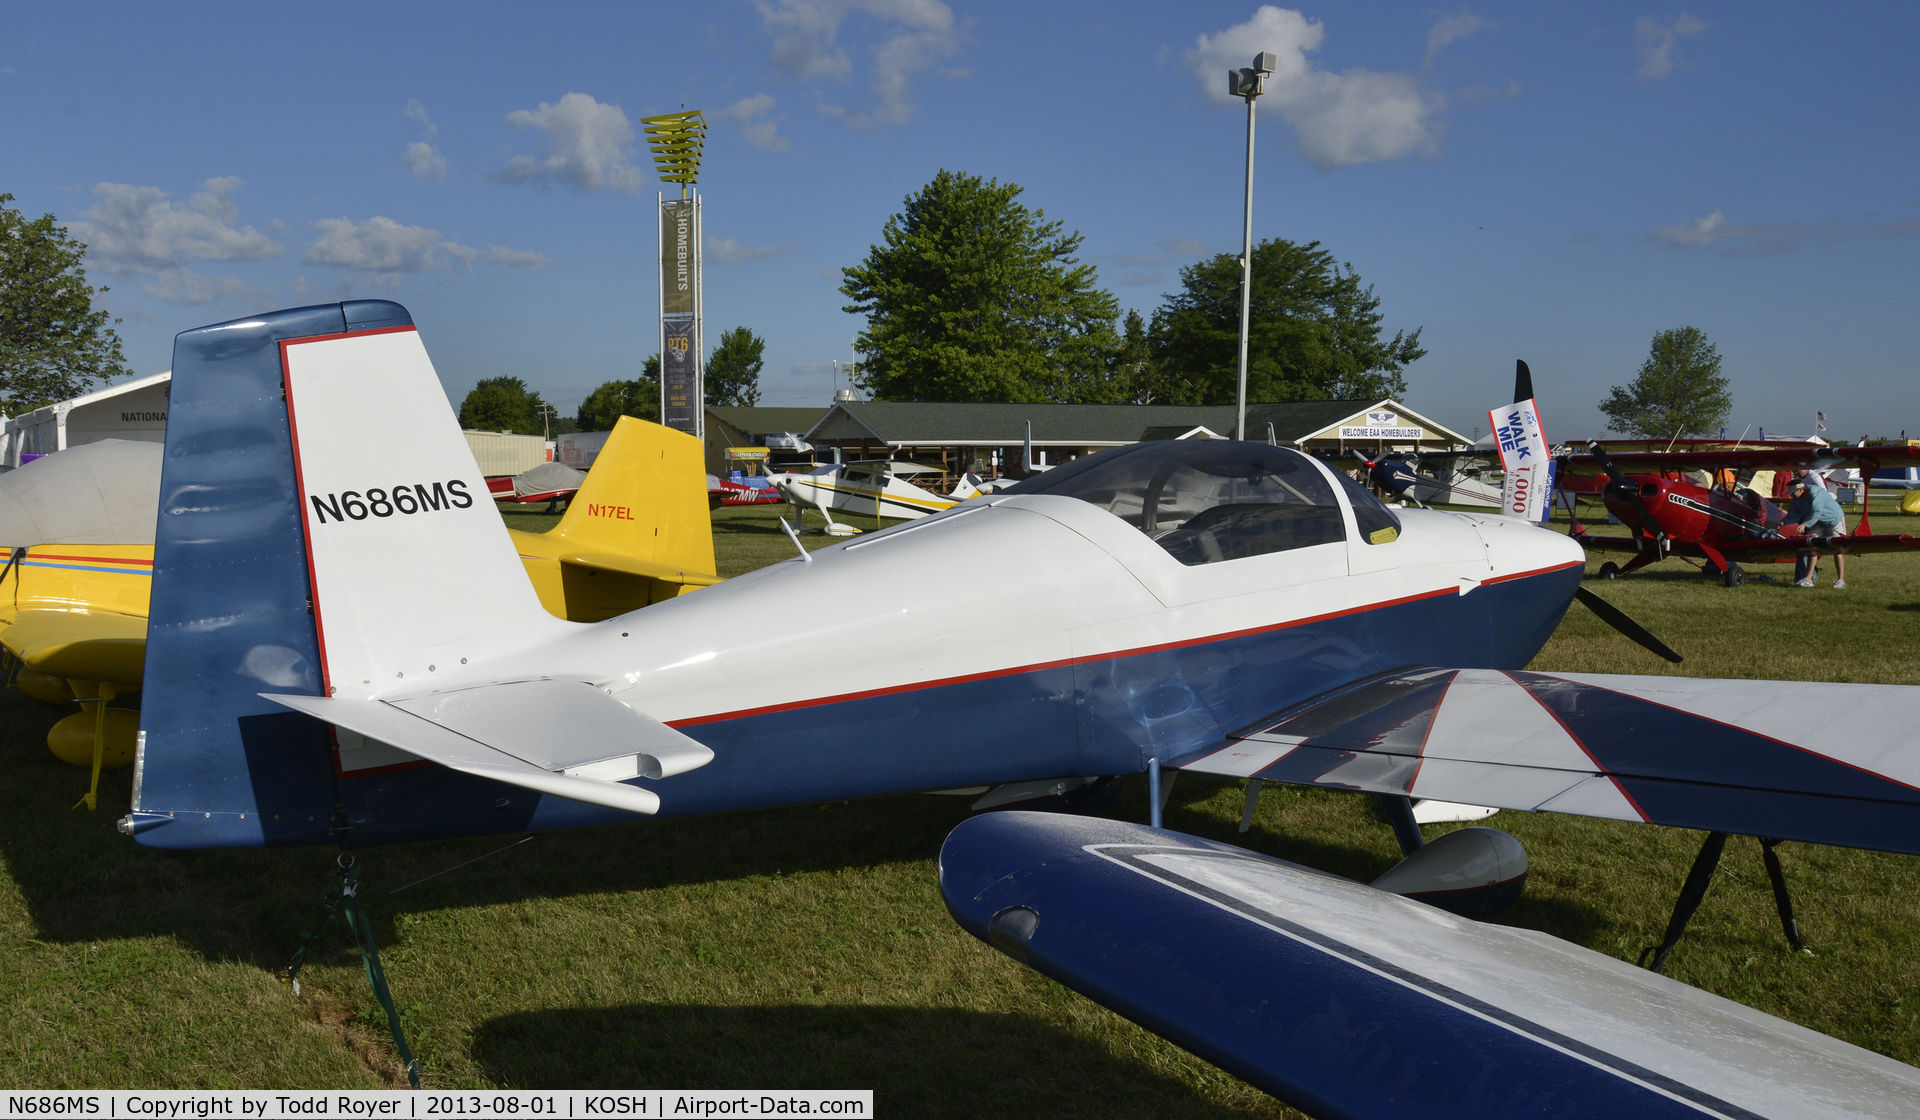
[{"xmin": 4, "ymin": 496, "xmax": 1920, "ymax": 1117}]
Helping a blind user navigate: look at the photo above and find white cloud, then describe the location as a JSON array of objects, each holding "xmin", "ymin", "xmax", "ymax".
[
  {"xmin": 756, "ymin": 0, "xmax": 966, "ymax": 130},
  {"xmin": 302, "ymin": 216, "xmax": 475, "ymax": 273},
  {"xmin": 140, "ymin": 269, "xmax": 278, "ymax": 308},
  {"xmin": 1187, "ymin": 6, "xmax": 1438, "ymax": 171},
  {"xmin": 1644, "ymin": 209, "xmax": 1838, "ymax": 254},
  {"xmin": 1156, "ymin": 237, "xmax": 1214, "ymax": 257},
  {"xmin": 1633, "ymin": 13, "xmax": 1705, "ymax": 81},
  {"xmin": 402, "ymin": 100, "xmax": 448, "ymax": 182},
  {"xmin": 1648, "ymin": 208, "xmax": 1920, "ymax": 254},
  {"xmin": 1454, "ymin": 79, "xmax": 1521, "ymax": 104},
  {"xmin": 69, "ymin": 178, "xmax": 283, "ymax": 277},
  {"xmin": 707, "ymin": 235, "xmax": 794, "ymax": 262},
  {"xmin": 486, "ymin": 245, "xmax": 555, "ymax": 270},
  {"xmin": 1649, "ymin": 209, "xmax": 1732, "ymax": 246},
  {"xmin": 1425, "ymin": 10, "xmax": 1489, "ymax": 66},
  {"xmin": 718, "ymin": 94, "xmax": 791, "ymax": 151},
  {"xmin": 403, "ymin": 141, "xmax": 449, "ymax": 183},
  {"xmin": 491, "ymin": 92, "xmax": 644, "ymax": 194}
]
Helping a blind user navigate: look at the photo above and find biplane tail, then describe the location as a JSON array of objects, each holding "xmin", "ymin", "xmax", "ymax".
[{"xmin": 127, "ymin": 301, "xmax": 596, "ymax": 849}]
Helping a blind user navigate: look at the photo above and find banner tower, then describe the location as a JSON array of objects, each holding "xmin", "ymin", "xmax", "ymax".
[{"xmin": 642, "ymin": 110, "xmax": 707, "ymax": 439}]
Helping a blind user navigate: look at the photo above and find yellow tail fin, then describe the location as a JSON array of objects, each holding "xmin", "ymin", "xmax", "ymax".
[{"xmin": 509, "ymin": 417, "xmax": 719, "ymax": 621}]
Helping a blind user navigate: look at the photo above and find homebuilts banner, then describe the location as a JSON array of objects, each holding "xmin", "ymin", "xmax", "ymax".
[
  {"xmin": 660, "ymin": 200, "xmax": 697, "ymax": 315},
  {"xmin": 1490, "ymin": 398, "xmax": 1554, "ymax": 521},
  {"xmin": 662, "ymin": 320, "xmax": 698, "ymax": 432},
  {"xmin": 658, "ymin": 194, "xmax": 701, "ymax": 437}
]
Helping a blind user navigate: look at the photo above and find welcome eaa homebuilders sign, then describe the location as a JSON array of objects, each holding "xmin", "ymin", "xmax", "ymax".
[{"xmin": 1338, "ymin": 409, "xmax": 1424, "ymax": 441}]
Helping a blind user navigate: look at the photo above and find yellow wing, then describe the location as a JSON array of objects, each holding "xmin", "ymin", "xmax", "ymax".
[{"xmin": 0, "ymin": 608, "xmax": 148, "ymax": 690}]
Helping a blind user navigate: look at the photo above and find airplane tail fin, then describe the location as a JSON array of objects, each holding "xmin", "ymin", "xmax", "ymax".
[
  {"xmin": 130, "ymin": 301, "xmax": 572, "ymax": 849},
  {"xmin": 545, "ymin": 415, "xmax": 717, "ymax": 588}
]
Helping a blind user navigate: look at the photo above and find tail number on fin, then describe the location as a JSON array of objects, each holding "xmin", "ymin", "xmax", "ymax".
[
  {"xmin": 586, "ymin": 503, "xmax": 634, "ymax": 521},
  {"xmin": 311, "ymin": 480, "xmax": 474, "ymax": 524}
]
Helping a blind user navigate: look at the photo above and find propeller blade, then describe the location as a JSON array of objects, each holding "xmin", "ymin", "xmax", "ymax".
[
  {"xmin": 1587, "ymin": 440, "xmax": 1628, "ymax": 487},
  {"xmin": 1514, "ymin": 359, "xmax": 1534, "ymax": 406},
  {"xmin": 1588, "ymin": 440, "xmax": 1664, "ymax": 546},
  {"xmin": 1573, "ymin": 586, "xmax": 1683, "ymax": 663}
]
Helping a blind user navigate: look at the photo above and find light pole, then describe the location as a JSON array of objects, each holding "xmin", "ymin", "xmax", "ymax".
[{"xmin": 1228, "ymin": 52, "xmax": 1277, "ymax": 442}]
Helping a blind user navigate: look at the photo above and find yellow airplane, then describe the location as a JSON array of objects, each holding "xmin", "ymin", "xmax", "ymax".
[{"xmin": 0, "ymin": 416, "xmax": 717, "ymax": 809}]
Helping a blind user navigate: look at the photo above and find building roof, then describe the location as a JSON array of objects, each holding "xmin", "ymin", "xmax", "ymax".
[
  {"xmin": 803, "ymin": 399, "xmax": 1468, "ymax": 447},
  {"xmin": 706, "ymin": 405, "xmax": 829, "ymax": 440}
]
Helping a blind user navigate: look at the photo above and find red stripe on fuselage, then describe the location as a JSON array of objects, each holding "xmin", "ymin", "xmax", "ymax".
[{"xmin": 669, "ymin": 560, "xmax": 1584, "ymax": 728}]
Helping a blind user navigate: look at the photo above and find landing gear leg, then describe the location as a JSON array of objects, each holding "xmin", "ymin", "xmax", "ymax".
[
  {"xmin": 1378, "ymin": 794, "xmax": 1425, "ymax": 857},
  {"xmin": 1640, "ymin": 830, "xmax": 1728, "ymax": 974},
  {"xmin": 1238, "ymin": 778, "xmax": 1263, "ymax": 834},
  {"xmin": 1760, "ymin": 838, "xmax": 1808, "ymax": 954}
]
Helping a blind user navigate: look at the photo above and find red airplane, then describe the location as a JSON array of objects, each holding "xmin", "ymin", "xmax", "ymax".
[{"xmin": 1560, "ymin": 442, "xmax": 1920, "ymax": 585}]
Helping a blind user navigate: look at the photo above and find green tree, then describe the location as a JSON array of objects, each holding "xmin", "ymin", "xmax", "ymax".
[
  {"xmin": 706, "ymin": 327, "xmax": 764, "ymax": 407},
  {"xmin": 1600, "ymin": 326, "xmax": 1731, "ymax": 438},
  {"xmin": 457, "ymin": 375, "xmax": 549, "ymax": 434},
  {"xmin": 840, "ymin": 170, "xmax": 1122, "ymax": 403},
  {"xmin": 1145, "ymin": 238, "xmax": 1425, "ymax": 405},
  {"xmin": 1111, "ymin": 309, "xmax": 1153, "ymax": 403},
  {"xmin": 575, "ymin": 355, "xmax": 661, "ymax": 431},
  {"xmin": 0, "ymin": 193, "xmax": 131, "ymax": 415}
]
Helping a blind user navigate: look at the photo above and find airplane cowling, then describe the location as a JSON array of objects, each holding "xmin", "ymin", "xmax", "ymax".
[{"xmin": 1371, "ymin": 826, "xmax": 1528, "ymax": 919}]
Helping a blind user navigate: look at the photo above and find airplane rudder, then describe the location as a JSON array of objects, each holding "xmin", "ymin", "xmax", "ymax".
[{"xmin": 137, "ymin": 302, "xmax": 409, "ymax": 848}]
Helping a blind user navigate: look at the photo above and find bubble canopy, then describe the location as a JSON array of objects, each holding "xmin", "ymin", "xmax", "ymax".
[{"xmin": 1005, "ymin": 439, "xmax": 1400, "ymax": 566}]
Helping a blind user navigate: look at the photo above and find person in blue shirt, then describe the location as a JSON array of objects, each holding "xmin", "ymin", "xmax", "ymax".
[{"xmin": 1784, "ymin": 475, "xmax": 1848, "ymax": 587}]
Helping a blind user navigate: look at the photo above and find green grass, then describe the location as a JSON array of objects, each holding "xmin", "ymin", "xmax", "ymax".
[{"xmin": 4, "ymin": 499, "xmax": 1919, "ymax": 1115}]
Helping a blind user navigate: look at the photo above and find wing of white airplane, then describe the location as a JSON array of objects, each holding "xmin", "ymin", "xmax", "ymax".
[
  {"xmin": 941, "ymin": 812, "xmax": 1920, "ymax": 1120},
  {"xmin": 1178, "ymin": 668, "xmax": 1920, "ymax": 855}
]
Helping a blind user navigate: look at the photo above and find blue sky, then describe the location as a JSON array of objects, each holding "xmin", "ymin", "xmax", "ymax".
[{"xmin": 5, "ymin": 2, "xmax": 1915, "ymax": 442}]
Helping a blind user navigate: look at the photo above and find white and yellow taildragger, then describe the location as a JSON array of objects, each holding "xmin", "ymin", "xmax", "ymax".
[{"xmin": 766, "ymin": 460, "xmax": 981, "ymax": 534}]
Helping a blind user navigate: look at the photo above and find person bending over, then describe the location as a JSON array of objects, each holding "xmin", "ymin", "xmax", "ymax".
[{"xmin": 1783, "ymin": 478, "xmax": 1847, "ymax": 588}]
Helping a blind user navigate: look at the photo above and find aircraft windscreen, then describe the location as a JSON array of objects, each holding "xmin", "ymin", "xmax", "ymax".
[
  {"xmin": 1718, "ymin": 487, "xmax": 1785, "ymax": 534},
  {"xmin": 1005, "ymin": 441, "xmax": 1361, "ymax": 565}
]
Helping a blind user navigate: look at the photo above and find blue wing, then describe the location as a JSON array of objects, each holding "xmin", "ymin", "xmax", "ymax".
[{"xmin": 940, "ymin": 812, "xmax": 1920, "ymax": 1120}]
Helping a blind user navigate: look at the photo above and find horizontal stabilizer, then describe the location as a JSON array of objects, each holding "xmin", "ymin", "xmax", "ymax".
[
  {"xmin": 557, "ymin": 552, "xmax": 724, "ymax": 587},
  {"xmin": 1180, "ymin": 667, "xmax": 1920, "ymax": 855},
  {"xmin": 262, "ymin": 679, "xmax": 715, "ymax": 815},
  {"xmin": 942, "ymin": 813, "xmax": 1920, "ymax": 1120}
]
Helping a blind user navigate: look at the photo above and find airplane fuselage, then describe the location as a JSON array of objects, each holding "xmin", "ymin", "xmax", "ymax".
[{"xmin": 334, "ymin": 492, "xmax": 1584, "ymax": 845}]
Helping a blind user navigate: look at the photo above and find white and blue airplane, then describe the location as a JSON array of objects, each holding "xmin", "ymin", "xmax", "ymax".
[{"xmin": 125, "ymin": 301, "xmax": 1920, "ymax": 1114}]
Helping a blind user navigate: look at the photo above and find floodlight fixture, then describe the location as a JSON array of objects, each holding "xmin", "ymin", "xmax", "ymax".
[
  {"xmin": 641, "ymin": 110, "xmax": 708, "ymax": 196},
  {"xmin": 1226, "ymin": 52, "xmax": 1278, "ymax": 101}
]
